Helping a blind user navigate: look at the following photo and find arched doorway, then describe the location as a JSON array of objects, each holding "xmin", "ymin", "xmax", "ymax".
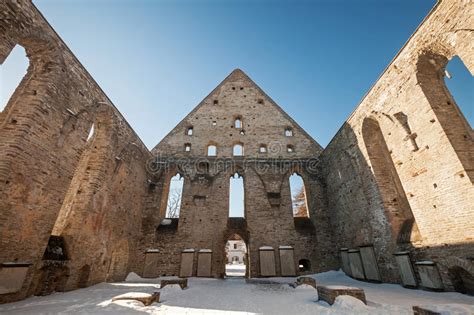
[
  {"xmin": 225, "ymin": 234, "xmax": 248, "ymax": 277},
  {"xmin": 298, "ymin": 259, "xmax": 311, "ymax": 273}
]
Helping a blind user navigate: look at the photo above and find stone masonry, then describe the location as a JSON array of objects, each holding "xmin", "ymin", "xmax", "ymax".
[{"xmin": 0, "ymin": 0, "xmax": 473, "ymax": 304}]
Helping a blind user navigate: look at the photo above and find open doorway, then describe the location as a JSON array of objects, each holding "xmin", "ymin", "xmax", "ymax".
[{"xmin": 225, "ymin": 234, "xmax": 247, "ymax": 277}]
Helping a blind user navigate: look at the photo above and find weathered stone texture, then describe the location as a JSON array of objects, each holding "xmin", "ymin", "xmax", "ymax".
[
  {"xmin": 0, "ymin": 0, "xmax": 151, "ymax": 303},
  {"xmin": 146, "ymin": 70, "xmax": 337, "ymax": 278},
  {"xmin": 317, "ymin": 285, "xmax": 367, "ymax": 305},
  {"xmin": 319, "ymin": 0, "xmax": 474, "ymax": 284},
  {"xmin": 0, "ymin": 0, "xmax": 473, "ymax": 304}
]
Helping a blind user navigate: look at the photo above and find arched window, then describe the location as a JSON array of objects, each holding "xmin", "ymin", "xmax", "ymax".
[
  {"xmin": 444, "ymin": 56, "xmax": 473, "ymax": 127},
  {"xmin": 1, "ymin": 45, "xmax": 28, "ymax": 112},
  {"xmin": 259, "ymin": 145, "xmax": 267, "ymax": 153},
  {"xmin": 233, "ymin": 143, "xmax": 244, "ymax": 156},
  {"xmin": 186, "ymin": 127, "xmax": 193, "ymax": 136},
  {"xmin": 86, "ymin": 124, "xmax": 95, "ymax": 142},
  {"xmin": 285, "ymin": 128, "xmax": 293, "ymax": 137},
  {"xmin": 287, "ymin": 145, "xmax": 294, "ymax": 153},
  {"xmin": 184, "ymin": 143, "xmax": 191, "ymax": 152},
  {"xmin": 207, "ymin": 145, "xmax": 217, "ymax": 156},
  {"xmin": 234, "ymin": 117, "xmax": 242, "ymax": 129},
  {"xmin": 229, "ymin": 173, "xmax": 244, "ymax": 218},
  {"xmin": 290, "ymin": 173, "xmax": 309, "ymax": 217},
  {"xmin": 417, "ymin": 52, "xmax": 473, "ymax": 182},
  {"xmin": 165, "ymin": 174, "xmax": 184, "ymax": 218},
  {"xmin": 298, "ymin": 259, "xmax": 311, "ymax": 273}
]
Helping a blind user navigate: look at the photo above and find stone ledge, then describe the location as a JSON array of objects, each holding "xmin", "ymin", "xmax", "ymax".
[
  {"xmin": 317, "ymin": 285, "xmax": 366, "ymax": 305},
  {"xmin": 112, "ymin": 292, "xmax": 160, "ymax": 306},
  {"xmin": 289, "ymin": 276, "xmax": 317, "ymax": 289},
  {"xmin": 160, "ymin": 278, "xmax": 188, "ymax": 289}
]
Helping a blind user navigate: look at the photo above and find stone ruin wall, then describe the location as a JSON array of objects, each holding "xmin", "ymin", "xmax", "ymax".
[
  {"xmin": 0, "ymin": 0, "xmax": 473, "ymax": 304},
  {"xmin": 0, "ymin": 0, "xmax": 151, "ymax": 303},
  {"xmin": 319, "ymin": 0, "xmax": 474, "ymax": 288},
  {"xmin": 146, "ymin": 70, "xmax": 338, "ymax": 278}
]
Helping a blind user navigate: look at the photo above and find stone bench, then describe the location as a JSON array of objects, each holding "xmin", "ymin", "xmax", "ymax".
[
  {"xmin": 160, "ymin": 278, "xmax": 188, "ymax": 290},
  {"xmin": 112, "ymin": 291, "xmax": 160, "ymax": 306},
  {"xmin": 317, "ymin": 285, "xmax": 366, "ymax": 305},
  {"xmin": 412, "ymin": 305, "xmax": 474, "ymax": 315},
  {"xmin": 413, "ymin": 306, "xmax": 440, "ymax": 315},
  {"xmin": 289, "ymin": 276, "xmax": 317, "ymax": 289}
]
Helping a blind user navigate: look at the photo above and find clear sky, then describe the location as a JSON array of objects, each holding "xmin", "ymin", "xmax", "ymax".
[{"xmin": 1, "ymin": 0, "xmax": 472, "ymax": 150}]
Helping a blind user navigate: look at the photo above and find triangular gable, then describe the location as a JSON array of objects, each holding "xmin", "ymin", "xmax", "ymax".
[{"xmin": 153, "ymin": 69, "xmax": 322, "ymax": 158}]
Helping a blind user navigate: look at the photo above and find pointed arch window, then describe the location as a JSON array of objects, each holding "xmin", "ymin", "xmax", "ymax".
[
  {"xmin": 229, "ymin": 173, "xmax": 245, "ymax": 218},
  {"xmin": 207, "ymin": 144, "xmax": 217, "ymax": 156},
  {"xmin": 166, "ymin": 174, "xmax": 184, "ymax": 218},
  {"xmin": 444, "ymin": 56, "xmax": 473, "ymax": 128},
  {"xmin": 1, "ymin": 45, "xmax": 28, "ymax": 112},
  {"xmin": 290, "ymin": 173, "xmax": 309, "ymax": 218},
  {"xmin": 186, "ymin": 127, "xmax": 193, "ymax": 136},
  {"xmin": 234, "ymin": 117, "xmax": 242, "ymax": 129},
  {"xmin": 233, "ymin": 143, "xmax": 244, "ymax": 156}
]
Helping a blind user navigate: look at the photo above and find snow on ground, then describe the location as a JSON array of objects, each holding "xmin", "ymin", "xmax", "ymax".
[
  {"xmin": 225, "ymin": 264, "xmax": 246, "ymax": 277},
  {"xmin": 0, "ymin": 270, "xmax": 473, "ymax": 314}
]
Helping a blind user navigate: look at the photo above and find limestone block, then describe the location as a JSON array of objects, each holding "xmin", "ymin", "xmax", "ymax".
[
  {"xmin": 279, "ymin": 246, "xmax": 296, "ymax": 276},
  {"xmin": 394, "ymin": 251, "xmax": 417, "ymax": 287},
  {"xmin": 259, "ymin": 247, "xmax": 276, "ymax": 277},
  {"xmin": 348, "ymin": 249, "xmax": 365, "ymax": 280},
  {"xmin": 179, "ymin": 249, "xmax": 195, "ymax": 277},
  {"xmin": 415, "ymin": 261, "xmax": 444, "ymax": 290},
  {"xmin": 197, "ymin": 249, "xmax": 212, "ymax": 277},
  {"xmin": 143, "ymin": 249, "xmax": 160, "ymax": 278},
  {"xmin": 0, "ymin": 263, "xmax": 31, "ymax": 294},
  {"xmin": 340, "ymin": 248, "xmax": 352, "ymax": 276},
  {"xmin": 359, "ymin": 245, "xmax": 381, "ymax": 282},
  {"xmin": 317, "ymin": 285, "xmax": 366, "ymax": 305}
]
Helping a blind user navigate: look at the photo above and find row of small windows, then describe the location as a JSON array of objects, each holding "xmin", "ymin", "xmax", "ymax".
[
  {"xmin": 183, "ymin": 143, "xmax": 295, "ymax": 155},
  {"xmin": 206, "ymin": 144, "xmax": 242, "ymax": 156},
  {"xmin": 186, "ymin": 124, "xmax": 293, "ymax": 136},
  {"xmin": 188, "ymin": 125, "xmax": 293, "ymax": 135}
]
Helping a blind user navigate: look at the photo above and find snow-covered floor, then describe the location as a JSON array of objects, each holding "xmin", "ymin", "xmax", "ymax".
[
  {"xmin": 0, "ymin": 271, "xmax": 473, "ymax": 314},
  {"xmin": 225, "ymin": 263, "xmax": 246, "ymax": 277}
]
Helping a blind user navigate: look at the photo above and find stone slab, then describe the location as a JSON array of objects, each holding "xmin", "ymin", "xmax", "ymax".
[
  {"xmin": 317, "ymin": 285, "xmax": 366, "ymax": 305},
  {"xmin": 279, "ymin": 248, "xmax": 296, "ymax": 276}
]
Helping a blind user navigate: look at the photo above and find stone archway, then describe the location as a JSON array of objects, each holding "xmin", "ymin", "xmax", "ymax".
[{"xmin": 224, "ymin": 233, "xmax": 248, "ymax": 278}]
